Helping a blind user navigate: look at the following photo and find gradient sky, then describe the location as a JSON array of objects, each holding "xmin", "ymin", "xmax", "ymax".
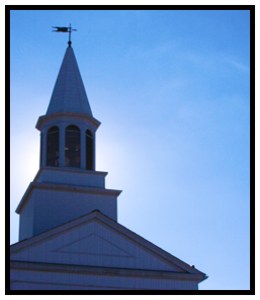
[{"xmin": 10, "ymin": 9, "xmax": 250, "ymax": 290}]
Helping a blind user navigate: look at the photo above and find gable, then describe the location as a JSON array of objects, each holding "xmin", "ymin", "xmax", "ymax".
[
  {"xmin": 10, "ymin": 212, "xmax": 195, "ymax": 274},
  {"xmin": 55, "ymin": 233, "xmax": 132, "ymax": 257}
]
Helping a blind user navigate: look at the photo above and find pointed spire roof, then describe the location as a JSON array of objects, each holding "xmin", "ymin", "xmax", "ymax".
[{"xmin": 46, "ymin": 46, "xmax": 92, "ymax": 116}]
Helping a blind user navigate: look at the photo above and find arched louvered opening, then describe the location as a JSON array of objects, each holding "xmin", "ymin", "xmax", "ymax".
[
  {"xmin": 65, "ymin": 125, "xmax": 81, "ymax": 168},
  {"xmin": 46, "ymin": 126, "xmax": 59, "ymax": 167},
  {"xmin": 86, "ymin": 129, "xmax": 94, "ymax": 170}
]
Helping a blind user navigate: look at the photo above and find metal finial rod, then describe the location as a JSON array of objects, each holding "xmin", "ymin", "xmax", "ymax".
[
  {"xmin": 68, "ymin": 24, "xmax": 72, "ymax": 45},
  {"xmin": 52, "ymin": 24, "xmax": 77, "ymax": 46}
]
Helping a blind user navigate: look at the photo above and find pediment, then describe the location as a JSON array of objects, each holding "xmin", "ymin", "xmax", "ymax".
[
  {"xmin": 10, "ymin": 211, "xmax": 201, "ymax": 275},
  {"xmin": 53, "ymin": 233, "xmax": 133, "ymax": 258}
]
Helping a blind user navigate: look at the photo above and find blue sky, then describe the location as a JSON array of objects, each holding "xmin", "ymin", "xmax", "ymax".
[{"xmin": 10, "ymin": 9, "xmax": 250, "ymax": 290}]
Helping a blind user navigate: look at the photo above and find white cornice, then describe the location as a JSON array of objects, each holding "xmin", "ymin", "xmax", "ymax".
[
  {"xmin": 34, "ymin": 167, "xmax": 108, "ymax": 179},
  {"xmin": 36, "ymin": 112, "xmax": 101, "ymax": 131},
  {"xmin": 10, "ymin": 260, "xmax": 205, "ymax": 282},
  {"xmin": 16, "ymin": 182, "xmax": 122, "ymax": 214}
]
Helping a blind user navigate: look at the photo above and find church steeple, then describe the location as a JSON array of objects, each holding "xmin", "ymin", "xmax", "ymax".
[{"xmin": 16, "ymin": 42, "xmax": 121, "ymax": 241}]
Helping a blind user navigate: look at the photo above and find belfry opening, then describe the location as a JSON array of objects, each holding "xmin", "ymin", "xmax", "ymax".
[
  {"xmin": 46, "ymin": 126, "xmax": 59, "ymax": 167},
  {"xmin": 65, "ymin": 125, "xmax": 80, "ymax": 168}
]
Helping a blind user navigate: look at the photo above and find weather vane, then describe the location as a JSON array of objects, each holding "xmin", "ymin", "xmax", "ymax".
[{"xmin": 52, "ymin": 24, "xmax": 77, "ymax": 47}]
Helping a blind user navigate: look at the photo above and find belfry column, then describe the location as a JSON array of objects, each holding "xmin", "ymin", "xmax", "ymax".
[
  {"xmin": 59, "ymin": 124, "xmax": 65, "ymax": 167},
  {"xmin": 80, "ymin": 128, "xmax": 86, "ymax": 169}
]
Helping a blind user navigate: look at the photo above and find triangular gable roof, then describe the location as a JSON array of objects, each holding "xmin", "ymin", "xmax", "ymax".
[
  {"xmin": 46, "ymin": 46, "xmax": 92, "ymax": 116},
  {"xmin": 10, "ymin": 211, "xmax": 206, "ymax": 283}
]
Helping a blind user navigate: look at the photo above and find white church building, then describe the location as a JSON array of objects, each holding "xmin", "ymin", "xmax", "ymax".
[{"xmin": 10, "ymin": 36, "xmax": 207, "ymax": 291}]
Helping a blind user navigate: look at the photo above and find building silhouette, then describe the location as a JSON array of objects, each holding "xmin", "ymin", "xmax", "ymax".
[{"xmin": 10, "ymin": 39, "xmax": 207, "ymax": 290}]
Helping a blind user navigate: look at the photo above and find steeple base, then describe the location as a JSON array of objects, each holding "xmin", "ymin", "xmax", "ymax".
[{"xmin": 16, "ymin": 168, "xmax": 121, "ymax": 241}]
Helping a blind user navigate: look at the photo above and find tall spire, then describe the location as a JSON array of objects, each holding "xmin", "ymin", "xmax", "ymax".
[{"xmin": 46, "ymin": 46, "xmax": 93, "ymax": 116}]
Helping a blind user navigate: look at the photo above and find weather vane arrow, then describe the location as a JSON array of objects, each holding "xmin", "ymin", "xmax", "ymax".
[{"xmin": 52, "ymin": 24, "xmax": 77, "ymax": 47}]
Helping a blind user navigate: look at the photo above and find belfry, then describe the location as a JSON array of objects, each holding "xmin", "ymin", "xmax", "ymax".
[{"xmin": 10, "ymin": 33, "xmax": 207, "ymax": 290}]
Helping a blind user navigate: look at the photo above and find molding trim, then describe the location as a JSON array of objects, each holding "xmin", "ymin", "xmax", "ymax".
[
  {"xmin": 16, "ymin": 182, "xmax": 122, "ymax": 214},
  {"xmin": 37, "ymin": 167, "xmax": 108, "ymax": 176},
  {"xmin": 10, "ymin": 260, "xmax": 202, "ymax": 282},
  {"xmin": 36, "ymin": 112, "xmax": 101, "ymax": 131}
]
